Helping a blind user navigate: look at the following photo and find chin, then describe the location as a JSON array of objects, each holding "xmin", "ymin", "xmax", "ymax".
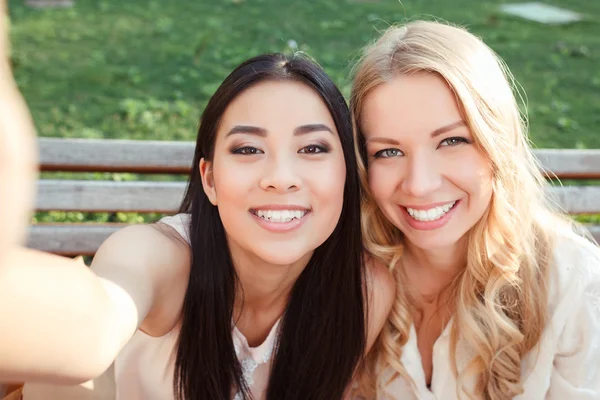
[
  {"xmin": 254, "ymin": 247, "xmax": 313, "ymax": 267},
  {"xmin": 404, "ymin": 231, "xmax": 463, "ymax": 253}
]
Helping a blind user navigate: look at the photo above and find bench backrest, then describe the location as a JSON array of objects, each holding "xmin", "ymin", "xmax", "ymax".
[{"xmin": 28, "ymin": 138, "xmax": 600, "ymax": 256}]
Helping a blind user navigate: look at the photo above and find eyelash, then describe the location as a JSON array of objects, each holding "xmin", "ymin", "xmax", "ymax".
[
  {"xmin": 373, "ymin": 148, "xmax": 402, "ymax": 158},
  {"xmin": 299, "ymin": 144, "xmax": 329, "ymax": 154},
  {"xmin": 231, "ymin": 144, "xmax": 330, "ymax": 155},
  {"xmin": 439, "ymin": 136, "xmax": 470, "ymax": 147},
  {"xmin": 372, "ymin": 136, "xmax": 471, "ymax": 159},
  {"xmin": 231, "ymin": 146, "xmax": 263, "ymax": 155}
]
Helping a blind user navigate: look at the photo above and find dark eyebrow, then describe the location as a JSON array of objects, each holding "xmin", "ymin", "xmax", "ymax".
[
  {"xmin": 431, "ymin": 120, "xmax": 466, "ymax": 138},
  {"xmin": 226, "ymin": 123, "xmax": 333, "ymax": 138},
  {"xmin": 294, "ymin": 123, "xmax": 333, "ymax": 136},
  {"xmin": 225, "ymin": 125, "xmax": 267, "ymax": 137}
]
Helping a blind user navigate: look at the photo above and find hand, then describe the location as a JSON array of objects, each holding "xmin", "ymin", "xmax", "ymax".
[{"xmin": 0, "ymin": 0, "xmax": 39, "ymax": 266}]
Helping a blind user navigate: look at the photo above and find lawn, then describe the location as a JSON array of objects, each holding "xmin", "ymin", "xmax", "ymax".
[
  {"xmin": 7, "ymin": 0, "xmax": 600, "ymax": 148},
  {"xmin": 6, "ymin": 0, "xmax": 600, "ymax": 226}
]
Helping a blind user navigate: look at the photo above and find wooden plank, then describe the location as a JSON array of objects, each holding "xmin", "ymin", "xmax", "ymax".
[
  {"xmin": 546, "ymin": 186, "xmax": 600, "ymax": 214},
  {"xmin": 534, "ymin": 149, "xmax": 600, "ymax": 179},
  {"xmin": 35, "ymin": 180, "xmax": 186, "ymax": 212},
  {"xmin": 39, "ymin": 138, "xmax": 600, "ymax": 178},
  {"xmin": 27, "ymin": 224, "xmax": 123, "ymax": 256},
  {"xmin": 34, "ymin": 180, "xmax": 599, "ymax": 214},
  {"xmin": 586, "ymin": 225, "xmax": 600, "ymax": 244},
  {"xmin": 38, "ymin": 137, "xmax": 195, "ymax": 174},
  {"xmin": 26, "ymin": 222, "xmax": 600, "ymax": 256}
]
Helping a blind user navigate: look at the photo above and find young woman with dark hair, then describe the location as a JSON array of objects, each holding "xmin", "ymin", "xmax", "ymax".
[{"xmin": 1, "ymin": 53, "xmax": 394, "ymax": 400}]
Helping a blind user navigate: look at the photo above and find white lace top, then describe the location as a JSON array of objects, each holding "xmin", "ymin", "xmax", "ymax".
[
  {"xmin": 372, "ymin": 230, "xmax": 600, "ymax": 399},
  {"xmin": 114, "ymin": 214, "xmax": 279, "ymax": 400}
]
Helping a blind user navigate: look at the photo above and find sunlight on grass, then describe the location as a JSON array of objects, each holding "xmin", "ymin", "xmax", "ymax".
[{"xmin": 7, "ymin": 0, "xmax": 599, "ymax": 226}]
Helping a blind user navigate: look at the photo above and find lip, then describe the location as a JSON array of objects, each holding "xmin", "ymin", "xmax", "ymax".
[
  {"xmin": 402, "ymin": 200, "xmax": 457, "ymax": 210},
  {"xmin": 250, "ymin": 204, "xmax": 311, "ymax": 211},
  {"xmin": 399, "ymin": 199, "xmax": 460, "ymax": 231}
]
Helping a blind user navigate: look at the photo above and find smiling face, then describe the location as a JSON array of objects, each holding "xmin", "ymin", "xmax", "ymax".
[
  {"xmin": 200, "ymin": 80, "xmax": 346, "ymax": 266},
  {"xmin": 361, "ymin": 72, "xmax": 493, "ymax": 253}
]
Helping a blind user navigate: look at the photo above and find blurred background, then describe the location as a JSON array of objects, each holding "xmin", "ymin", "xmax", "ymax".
[{"xmin": 6, "ymin": 0, "xmax": 599, "ymax": 226}]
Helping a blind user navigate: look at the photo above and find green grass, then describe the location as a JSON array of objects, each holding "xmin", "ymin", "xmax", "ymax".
[
  {"xmin": 7, "ymin": 0, "xmax": 599, "ymax": 227},
  {"xmin": 7, "ymin": 0, "xmax": 600, "ymax": 148}
]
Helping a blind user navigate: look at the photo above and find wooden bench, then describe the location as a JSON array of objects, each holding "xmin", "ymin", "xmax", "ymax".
[{"xmin": 27, "ymin": 137, "xmax": 600, "ymax": 256}]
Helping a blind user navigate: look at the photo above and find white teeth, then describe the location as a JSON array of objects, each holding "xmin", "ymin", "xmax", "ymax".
[
  {"xmin": 406, "ymin": 201, "xmax": 456, "ymax": 222},
  {"xmin": 254, "ymin": 209, "xmax": 307, "ymax": 223}
]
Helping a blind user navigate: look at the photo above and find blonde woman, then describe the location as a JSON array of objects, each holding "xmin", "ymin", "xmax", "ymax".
[{"xmin": 351, "ymin": 21, "xmax": 600, "ymax": 399}]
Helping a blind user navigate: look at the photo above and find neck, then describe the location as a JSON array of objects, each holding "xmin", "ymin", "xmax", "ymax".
[
  {"xmin": 229, "ymin": 241, "xmax": 311, "ymax": 318},
  {"xmin": 403, "ymin": 238, "xmax": 468, "ymax": 304}
]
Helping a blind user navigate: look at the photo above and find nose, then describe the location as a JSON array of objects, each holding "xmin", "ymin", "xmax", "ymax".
[
  {"xmin": 400, "ymin": 151, "xmax": 442, "ymax": 198},
  {"xmin": 258, "ymin": 155, "xmax": 301, "ymax": 193}
]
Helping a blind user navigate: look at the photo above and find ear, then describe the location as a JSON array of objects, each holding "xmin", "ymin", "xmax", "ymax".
[{"xmin": 199, "ymin": 158, "xmax": 217, "ymax": 205}]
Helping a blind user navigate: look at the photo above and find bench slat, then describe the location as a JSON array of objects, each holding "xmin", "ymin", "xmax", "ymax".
[
  {"xmin": 35, "ymin": 180, "xmax": 600, "ymax": 214},
  {"xmin": 36, "ymin": 180, "xmax": 186, "ymax": 213},
  {"xmin": 547, "ymin": 186, "xmax": 600, "ymax": 214},
  {"xmin": 39, "ymin": 138, "xmax": 600, "ymax": 179},
  {"xmin": 535, "ymin": 149, "xmax": 600, "ymax": 179},
  {"xmin": 39, "ymin": 137, "xmax": 194, "ymax": 174},
  {"xmin": 28, "ymin": 223, "xmax": 600, "ymax": 255},
  {"xmin": 27, "ymin": 224, "xmax": 123, "ymax": 256},
  {"xmin": 587, "ymin": 225, "xmax": 600, "ymax": 243}
]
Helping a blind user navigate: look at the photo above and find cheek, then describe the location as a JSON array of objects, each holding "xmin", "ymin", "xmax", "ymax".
[
  {"xmin": 367, "ymin": 163, "xmax": 396, "ymax": 202},
  {"xmin": 300, "ymin": 156, "xmax": 346, "ymax": 236},
  {"xmin": 211, "ymin": 158, "xmax": 254, "ymax": 201},
  {"xmin": 455, "ymin": 152, "xmax": 493, "ymax": 201},
  {"xmin": 313, "ymin": 157, "xmax": 346, "ymax": 205}
]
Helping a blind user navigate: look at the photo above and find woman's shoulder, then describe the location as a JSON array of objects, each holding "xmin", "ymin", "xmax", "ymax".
[
  {"xmin": 155, "ymin": 213, "xmax": 192, "ymax": 245},
  {"xmin": 541, "ymin": 228, "xmax": 600, "ymax": 394},
  {"xmin": 545, "ymin": 228, "xmax": 600, "ymax": 320},
  {"xmin": 363, "ymin": 254, "xmax": 396, "ymax": 352},
  {"xmin": 92, "ymin": 215, "xmax": 192, "ymax": 336},
  {"xmin": 95, "ymin": 214, "xmax": 191, "ymax": 264},
  {"xmin": 550, "ymin": 228, "xmax": 600, "ymax": 286},
  {"xmin": 364, "ymin": 254, "xmax": 396, "ymax": 296}
]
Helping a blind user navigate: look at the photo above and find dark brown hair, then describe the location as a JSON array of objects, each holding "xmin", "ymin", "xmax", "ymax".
[{"xmin": 175, "ymin": 53, "xmax": 366, "ymax": 399}]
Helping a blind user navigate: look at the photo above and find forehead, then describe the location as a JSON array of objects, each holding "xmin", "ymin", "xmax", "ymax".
[
  {"xmin": 361, "ymin": 73, "xmax": 463, "ymax": 138},
  {"xmin": 218, "ymin": 80, "xmax": 337, "ymax": 136}
]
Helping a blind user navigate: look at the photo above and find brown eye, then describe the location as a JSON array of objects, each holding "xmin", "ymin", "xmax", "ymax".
[
  {"xmin": 299, "ymin": 145, "xmax": 327, "ymax": 154},
  {"xmin": 232, "ymin": 146, "xmax": 263, "ymax": 155}
]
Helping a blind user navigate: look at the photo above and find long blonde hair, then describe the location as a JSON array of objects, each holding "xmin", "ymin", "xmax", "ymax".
[{"xmin": 351, "ymin": 20, "xmax": 573, "ymax": 399}]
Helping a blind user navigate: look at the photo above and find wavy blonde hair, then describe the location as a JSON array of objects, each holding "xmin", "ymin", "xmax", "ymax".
[{"xmin": 351, "ymin": 20, "xmax": 575, "ymax": 399}]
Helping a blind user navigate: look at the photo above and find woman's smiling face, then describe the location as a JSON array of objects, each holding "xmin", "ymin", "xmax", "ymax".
[
  {"xmin": 361, "ymin": 73, "xmax": 493, "ymax": 252},
  {"xmin": 200, "ymin": 80, "xmax": 347, "ymax": 266}
]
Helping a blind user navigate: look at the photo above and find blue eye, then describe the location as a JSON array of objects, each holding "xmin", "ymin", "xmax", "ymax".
[
  {"xmin": 232, "ymin": 146, "xmax": 263, "ymax": 155},
  {"xmin": 374, "ymin": 148, "xmax": 403, "ymax": 158},
  {"xmin": 299, "ymin": 145, "xmax": 328, "ymax": 154},
  {"xmin": 439, "ymin": 137, "xmax": 470, "ymax": 147}
]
